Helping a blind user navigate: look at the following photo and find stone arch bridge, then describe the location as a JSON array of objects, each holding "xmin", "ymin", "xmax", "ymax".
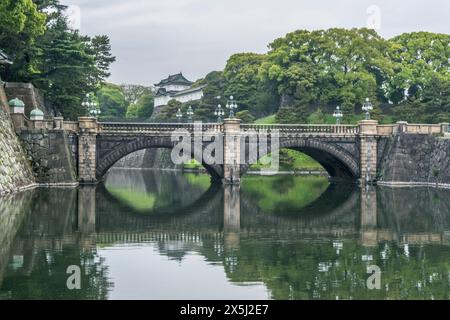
[
  {"xmin": 79, "ymin": 118, "xmax": 373, "ymax": 184},
  {"xmin": 11, "ymin": 114, "xmax": 450, "ymax": 185}
]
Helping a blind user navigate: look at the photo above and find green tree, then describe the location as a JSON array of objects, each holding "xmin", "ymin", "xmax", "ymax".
[
  {"xmin": 0, "ymin": 0, "xmax": 46, "ymax": 81},
  {"xmin": 1, "ymin": 1, "xmax": 115, "ymax": 120},
  {"xmin": 154, "ymin": 99, "xmax": 182, "ymax": 121},
  {"xmin": 97, "ymin": 83, "xmax": 128, "ymax": 119},
  {"xmin": 308, "ymin": 108, "xmax": 326, "ymax": 124},
  {"xmin": 235, "ymin": 110, "xmax": 255, "ymax": 123},
  {"xmin": 393, "ymin": 97, "xmax": 426, "ymax": 123},
  {"xmin": 190, "ymin": 71, "xmax": 226, "ymax": 122},
  {"xmin": 121, "ymin": 84, "xmax": 152, "ymax": 104},
  {"xmin": 223, "ymin": 53, "xmax": 266, "ymax": 117},
  {"xmin": 126, "ymin": 93, "xmax": 154, "ymax": 119},
  {"xmin": 276, "ymin": 103, "xmax": 309, "ymax": 124},
  {"xmin": 388, "ymin": 32, "xmax": 450, "ymax": 104},
  {"xmin": 260, "ymin": 28, "xmax": 393, "ymax": 121},
  {"xmin": 421, "ymin": 75, "xmax": 450, "ymax": 123}
]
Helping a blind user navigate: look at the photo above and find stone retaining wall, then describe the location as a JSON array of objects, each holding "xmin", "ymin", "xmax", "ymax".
[
  {"xmin": 378, "ymin": 133, "xmax": 450, "ymax": 187},
  {"xmin": 19, "ymin": 130, "xmax": 78, "ymax": 184},
  {"xmin": 0, "ymin": 86, "xmax": 35, "ymax": 196}
]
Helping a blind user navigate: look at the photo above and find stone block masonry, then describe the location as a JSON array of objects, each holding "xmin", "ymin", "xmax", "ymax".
[
  {"xmin": 20, "ymin": 129, "xmax": 78, "ymax": 184},
  {"xmin": 4, "ymin": 82, "xmax": 49, "ymax": 117},
  {"xmin": 0, "ymin": 87, "xmax": 35, "ymax": 196},
  {"xmin": 378, "ymin": 133, "xmax": 450, "ymax": 188}
]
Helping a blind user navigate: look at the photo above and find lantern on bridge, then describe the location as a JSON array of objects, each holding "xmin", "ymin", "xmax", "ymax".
[
  {"xmin": 30, "ymin": 106, "xmax": 44, "ymax": 121},
  {"xmin": 9, "ymin": 97, "xmax": 25, "ymax": 114},
  {"xmin": 333, "ymin": 106, "xmax": 343, "ymax": 125}
]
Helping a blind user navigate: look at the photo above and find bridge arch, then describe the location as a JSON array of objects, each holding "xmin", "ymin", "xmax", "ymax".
[
  {"xmin": 96, "ymin": 136, "xmax": 223, "ymax": 181},
  {"xmin": 242, "ymin": 137, "xmax": 360, "ymax": 180}
]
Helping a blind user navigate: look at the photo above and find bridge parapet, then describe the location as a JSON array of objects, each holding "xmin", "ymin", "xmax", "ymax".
[
  {"xmin": 241, "ymin": 124, "xmax": 360, "ymax": 135},
  {"xmin": 98, "ymin": 122, "xmax": 223, "ymax": 134},
  {"xmin": 10, "ymin": 112, "xmax": 63, "ymax": 131},
  {"xmin": 376, "ymin": 122, "xmax": 449, "ymax": 136}
]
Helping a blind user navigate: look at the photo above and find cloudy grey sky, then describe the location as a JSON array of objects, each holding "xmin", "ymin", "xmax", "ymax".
[{"xmin": 60, "ymin": 0, "xmax": 450, "ymax": 86}]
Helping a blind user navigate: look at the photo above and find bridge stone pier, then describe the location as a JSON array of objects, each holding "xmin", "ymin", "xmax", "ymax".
[
  {"xmin": 8, "ymin": 109, "xmax": 450, "ymax": 187},
  {"xmin": 78, "ymin": 117, "xmax": 99, "ymax": 184}
]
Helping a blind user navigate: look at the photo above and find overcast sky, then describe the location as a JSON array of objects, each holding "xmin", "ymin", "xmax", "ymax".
[{"xmin": 60, "ymin": 0, "xmax": 450, "ymax": 86}]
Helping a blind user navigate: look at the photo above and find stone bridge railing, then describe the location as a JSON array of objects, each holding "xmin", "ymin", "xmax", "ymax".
[
  {"xmin": 8, "ymin": 109, "xmax": 450, "ymax": 185},
  {"xmin": 98, "ymin": 122, "xmax": 223, "ymax": 134},
  {"xmin": 241, "ymin": 124, "xmax": 360, "ymax": 135},
  {"xmin": 9, "ymin": 110, "xmax": 449, "ymax": 138}
]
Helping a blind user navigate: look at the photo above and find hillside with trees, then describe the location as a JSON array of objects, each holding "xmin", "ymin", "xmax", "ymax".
[
  {"xmin": 0, "ymin": 0, "xmax": 115, "ymax": 120},
  {"xmin": 158, "ymin": 28, "xmax": 449, "ymax": 125},
  {"xmin": 1, "ymin": 3, "xmax": 448, "ymax": 124}
]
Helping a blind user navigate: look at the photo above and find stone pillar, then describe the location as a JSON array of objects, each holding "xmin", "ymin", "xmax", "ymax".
[
  {"xmin": 53, "ymin": 116, "xmax": 64, "ymax": 130},
  {"xmin": 441, "ymin": 123, "xmax": 449, "ymax": 135},
  {"xmin": 396, "ymin": 121, "xmax": 408, "ymax": 134},
  {"xmin": 358, "ymin": 120, "xmax": 378, "ymax": 184},
  {"xmin": 32, "ymin": 119, "xmax": 46, "ymax": 130},
  {"xmin": 360, "ymin": 186, "xmax": 378, "ymax": 247},
  {"xmin": 223, "ymin": 118, "xmax": 241, "ymax": 184},
  {"xmin": 78, "ymin": 117, "xmax": 98, "ymax": 184},
  {"xmin": 223, "ymin": 184, "xmax": 240, "ymax": 250}
]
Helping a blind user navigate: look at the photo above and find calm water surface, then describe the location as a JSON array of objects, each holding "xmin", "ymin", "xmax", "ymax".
[{"xmin": 1, "ymin": 168, "xmax": 449, "ymax": 299}]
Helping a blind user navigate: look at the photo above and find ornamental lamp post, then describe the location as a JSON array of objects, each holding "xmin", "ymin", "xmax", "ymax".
[
  {"xmin": 333, "ymin": 105, "xmax": 343, "ymax": 125},
  {"xmin": 82, "ymin": 93, "xmax": 99, "ymax": 118},
  {"xmin": 214, "ymin": 104, "xmax": 225, "ymax": 122},
  {"xmin": 176, "ymin": 108, "xmax": 183, "ymax": 123},
  {"xmin": 186, "ymin": 105, "xmax": 194, "ymax": 122},
  {"xmin": 362, "ymin": 97, "xmax": 373, "ymax": 120},
  {"xmin": 225, "ymin": 95, "xmax": 238, "ymax": 118},
  {"xmin": 89, "ymin": 108, "xmax": 101, "ymax": 118}
]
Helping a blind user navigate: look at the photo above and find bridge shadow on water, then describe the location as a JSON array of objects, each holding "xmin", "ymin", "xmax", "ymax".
[{"xmin": 1, "ymin": 169, "xmax": 450, "ymax": 299}]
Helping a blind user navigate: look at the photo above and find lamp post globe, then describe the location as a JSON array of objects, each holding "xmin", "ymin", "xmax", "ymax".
[
  {"xmin": 226, "ymin": 95, "xmax": 238, "ymax": 118},
  {"xmin": 362, "ymin": 97, "xmax": 373, "ymax": 120},
  {"xmin": 186, "ymin": 105, "xmax": 194, "ymax": 122},
  {"xmin": 333, "ymin": 105, "xmax": 343, "ymax": 125},
  {"xmin": 176, "ymin": 108, "xmax": 183, "ymax": 123},
  {"xmin": 214, "ymin": 104, "xmax": 224, "ymax": 122}
]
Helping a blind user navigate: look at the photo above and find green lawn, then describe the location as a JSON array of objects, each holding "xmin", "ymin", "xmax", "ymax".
[
  {"xmin": 254, "ymin": 114, "xmax": 276, "ymax": 124},
  {"xmin": 254, "ymin": 113, "xmax": 397, "ymax": 125},
  {"xmin": 107, "ymin": 187, "xmax": 156, "ymax": 212},
  {"xmin": 183, "ymin": 173, "xmax": 211, "ymax": 189},
  {"xmin": 250, "ymin": 149, "xmax": 324, "ymax": 171},
  {"xmin": 241, "ymin": 175, "xmax": 330, "ymax": 213}
]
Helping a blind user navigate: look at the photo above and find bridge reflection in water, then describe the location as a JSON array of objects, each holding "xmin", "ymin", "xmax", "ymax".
[{"xmin": 1, "ymin": 169, "xmax": 450, "ymax": 299}]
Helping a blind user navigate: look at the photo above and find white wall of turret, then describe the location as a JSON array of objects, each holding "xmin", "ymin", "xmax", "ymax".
[
  {"xmin": 154, "ymin": 88, "xmax": 204, "ymax": 108},
  {"xmin": 161, "ymin": 84, "xmax": 190, "ymax": 92},
  {"xmin": 174, "ymin": 90, "xmax": 203, "ymax": 103}
]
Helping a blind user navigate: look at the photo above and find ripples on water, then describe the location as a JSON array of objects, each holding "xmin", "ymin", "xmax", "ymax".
[{"xmin": 0, "ymin": 168, "xmax": 449, "ymax": 300}]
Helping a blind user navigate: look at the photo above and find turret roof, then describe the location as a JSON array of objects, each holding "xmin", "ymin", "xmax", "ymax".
[{"xmin": 154, "ymin": 73, "xmax": 193, "ymax": 87}]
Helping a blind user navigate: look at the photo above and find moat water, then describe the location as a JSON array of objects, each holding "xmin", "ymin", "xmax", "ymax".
[{"xmin": 0, "ymin": 168, "xmax": 449, "ymax": 299}]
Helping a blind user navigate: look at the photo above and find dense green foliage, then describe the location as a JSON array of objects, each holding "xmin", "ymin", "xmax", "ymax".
[
  {"xmin": 0, "ymin": 0, "xmax": 115, "ymax": 120},
  {"xmin": 3, "ymin": 5, "xmax": 449, "ymax": 124},
  {"xmin": 0, "ymin": 0, "xmax": 46, "ymax": 80},
  {"xmin": 96, "ymin": 83, "xmax": 128, "ymax": 119},
  {"xmin": 164, "ymin": 28, "xmax": 448, "ymax": 125},
  {"xmin": 242, "ymin": 175, "xmax": 329, "ymax": 213},
  {"xmin": 125, "ymin": 93, "xmax": 154, "ymax": 119}
]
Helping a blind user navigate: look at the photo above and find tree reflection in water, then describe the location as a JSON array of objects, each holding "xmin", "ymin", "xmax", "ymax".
[{"xmin": 0, "ymin": 169, "xmax": 449, "ymax": 299}]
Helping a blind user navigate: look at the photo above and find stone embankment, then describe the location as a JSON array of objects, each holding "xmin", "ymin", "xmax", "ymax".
[{"xmin": 0, "ymin": 86, "xmax": 35, "ymax": 196}]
